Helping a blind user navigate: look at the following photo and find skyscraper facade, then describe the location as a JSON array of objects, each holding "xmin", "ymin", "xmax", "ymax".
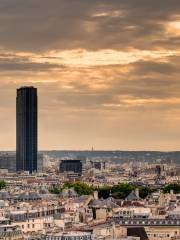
[
  {"xmin": 16, "ymin": 86, "xmax": 38, "ymax": 173},
  {"xmin": 59, "ymin": 160, "xmax": 82, "ymax": 175}
]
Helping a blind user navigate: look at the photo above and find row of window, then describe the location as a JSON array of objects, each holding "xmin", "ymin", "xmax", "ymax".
[{"xmin": 21, "ymin": 224, "xmax": 35, "ymax": 229}]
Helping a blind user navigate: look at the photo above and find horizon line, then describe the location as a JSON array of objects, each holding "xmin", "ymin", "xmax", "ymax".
[{"xmin": 1, "ymin": 149, "xmax": 180, "ymax": 152}]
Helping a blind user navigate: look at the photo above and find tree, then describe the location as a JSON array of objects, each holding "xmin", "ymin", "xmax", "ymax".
[
  {"xmin": 163, "ymin": 184, "xmax": 180, "ymax": 194},
  {"xmin": 63, "ymin": 182, "xmax": 94, "ymax": 195},
  {"xmin": 98, "ymin": 186, "xmax": 112, "ymax": 199},
  {"xmin": 49, "ymin": 187, "xmax": 62, "ymax": 194},
  {"xmin": 111, "ymin": 183, "xmax": 134, "ymax": 199},
  {"xmin": 0, "ymin": 180, "xmax": 6, "ymax": 190},
  {"xmin": 139, "ymin": 186, "xmax": 153, "ymax": 199},
  {"xmin": 98, "ymin": 184, "xmax": 153, "ymax": 200}
]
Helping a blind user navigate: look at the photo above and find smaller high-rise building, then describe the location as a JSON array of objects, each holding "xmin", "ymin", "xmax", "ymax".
[
  {"xmin": 59, "ymin": 160, "xmax": 82, "ymax": 176},
  {"xmin": 37, "ymin": 154, "xmax": 45, "ymax": 173},
  {"xmin": 155, "ymin": 165, "xmax": 161, "ymax": 176},
  {"xmin": 0, "ymin": 152, "xmax": 16, "ymax": 172}
]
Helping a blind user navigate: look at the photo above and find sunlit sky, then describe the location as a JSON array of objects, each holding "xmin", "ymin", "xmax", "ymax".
[{"xmin": 0, "ymin": 0, "xmax": 180, "ymax": 150}]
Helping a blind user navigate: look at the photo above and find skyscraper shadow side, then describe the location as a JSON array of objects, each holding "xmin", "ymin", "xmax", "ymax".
[{"xmin": 16, "ymin": 86, "xmax": 38, "ymax": 173}]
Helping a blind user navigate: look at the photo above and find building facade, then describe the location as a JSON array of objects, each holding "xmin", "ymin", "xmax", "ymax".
[
  {"xmin": 16, "ymin": 87, "xmax": 38, "ymax": 173},
  {"xmin": 0, "ymin": 152, "xmax": 16, "ymax": 172},
  {"xmin": 59, "ymin": 160, "xmax": 82, "ymax": 175}
]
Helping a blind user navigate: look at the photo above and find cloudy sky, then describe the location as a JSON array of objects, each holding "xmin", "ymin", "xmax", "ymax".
[{"xmin": 0, "ymin": 0, "xmax": 180, "ymax": 150}]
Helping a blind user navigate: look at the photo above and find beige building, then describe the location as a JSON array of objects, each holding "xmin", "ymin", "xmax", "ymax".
[
  {"xmin": 93, "ymin": 223, "xmax": 127, "ymax": 240},
  {"xmin": 146, "ymin": 227, "xmax": 180, "ymax": 240}
]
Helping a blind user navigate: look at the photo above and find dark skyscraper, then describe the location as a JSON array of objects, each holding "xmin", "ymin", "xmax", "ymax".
[
  {"xmin": 16, "ymin": 86, "xmax": 38, "ymax": 173},
  {"xmin": 59, "ymin": 160, "xmax": 82, "ymax": 175}
]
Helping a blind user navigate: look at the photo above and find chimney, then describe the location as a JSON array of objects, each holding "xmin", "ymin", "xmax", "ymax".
[
  {"xmin": 93, "ymin": 191, "xmax": 98, "ymax": 200},
  {"xmin": 135, "ymin": 188, "xmax": 139, "ymax": 199}
]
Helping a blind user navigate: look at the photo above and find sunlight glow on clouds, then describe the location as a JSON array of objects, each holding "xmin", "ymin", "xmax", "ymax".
[
  {"xmin": 92, "ymin": 10, "xmax": 123, "ymax": 18},
  {"xmin": 0, "ymin": 0, "xmax": 180, "ymax": 150},
  {"xmin": 43, "ymin": 49, "xmax": 177, "ymax": 66},
  {"xmin": 168, "ymin": 20, "xmax": 180, "ymax": 32}
]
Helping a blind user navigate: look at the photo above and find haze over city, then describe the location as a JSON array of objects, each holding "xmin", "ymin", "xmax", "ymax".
[{"xmin": 1, "ymin": 0, "xmax": 180, "ymax": 150}]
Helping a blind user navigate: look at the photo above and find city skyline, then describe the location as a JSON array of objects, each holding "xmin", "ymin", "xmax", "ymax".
[{"xmin": 0, "ymin": 0, "xmax": 180, "ymax": 150}]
